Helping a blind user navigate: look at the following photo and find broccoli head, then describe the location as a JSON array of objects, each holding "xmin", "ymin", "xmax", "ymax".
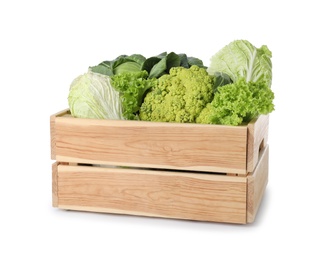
[
  {"xmin": 139, "ymin": 65, "xmax": 214, "ymax": 123},
  {"xmin": 196, "ymin": 78, "xmax": 275, "ymax": 126}
]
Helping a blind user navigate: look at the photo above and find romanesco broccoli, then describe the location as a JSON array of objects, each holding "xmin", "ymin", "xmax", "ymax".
[{"xmin": 139, "ymin": 66, "xmax": 215, "ymax": 123}]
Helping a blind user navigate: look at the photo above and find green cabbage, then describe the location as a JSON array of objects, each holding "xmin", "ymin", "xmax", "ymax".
[
  {"xmin": 90, "ymin": 52, "xmax": 206, "ymax": 79},
  {"xmin": 90, "ymin": 54, "xmax": 146, "ymax": 76},
  {"xmin": 68, "ymin": 70, "xmax": 124, "ymax": 119},
  {"xmin": 207, "ymin": 40, "xmax": 273, "ymax": 87}
]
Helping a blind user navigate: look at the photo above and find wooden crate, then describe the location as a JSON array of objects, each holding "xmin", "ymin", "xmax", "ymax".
[{"xmin": 51, "ymin": 109, "xmax": 269, "ymax": 224}]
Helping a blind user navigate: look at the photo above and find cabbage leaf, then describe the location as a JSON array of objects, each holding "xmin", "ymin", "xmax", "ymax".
[
  {"xmin": 90, "ymin": 54, "xmax": 146, "ymax": 76},
  {"xmin": 207, "ymin": 40, "xmax": 272, "ymax": 87},
  {"xmin": 68, "ymin": 71, "xmax": 124, "ymax": 119}
]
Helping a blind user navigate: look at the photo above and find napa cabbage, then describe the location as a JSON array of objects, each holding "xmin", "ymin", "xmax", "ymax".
[{"xmin": 207, "ymin": 40, "xmax": 273, "ymax": 87}]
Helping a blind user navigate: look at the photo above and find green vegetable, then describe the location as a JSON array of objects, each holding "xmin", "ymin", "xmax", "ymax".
[
  {"xmin": 69, "ymin": 42, "xmax": 275, "ymax": 125},
  {"xmin": 68, "ymin": 70, "xmax": 124, "ymax": 119},
  {"xmin": 212, "ymin": 71, "xmax": 232, "ymax": 92},
  {"xmin": 207, "ymin": 40, "xmax": 273, "ymax": 87},
  {"xmin": 90, "ymin": 52, "xmax": 206, "ymax": 79},
  {"xmin": 196, "ymin": 78, "xmax": 275, "ymax": 126},
  {"xmin": 143, "ymin": 52, "xmax": 181, "ymax": 78},
  {"xmin": 139, "ymin": 65, "xmax": 215, "ymax": 123},
  {"xmin": 90, "ymin": 54, "xmax": 146, "ymax": 76},
  {"xmin": 142, "ymin": 52, "xmax": 206, "ymax": 78},
  {"xmin": 110, "ymin": 71, "xmax": 157, "ymax": 120}
]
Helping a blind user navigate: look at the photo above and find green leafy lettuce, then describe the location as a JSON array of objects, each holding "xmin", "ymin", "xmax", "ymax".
[
  {"xmin": 110, "ymin": 71, "xmax": 156, "ymax": 120},
  {"xmin": 196, "ymin": 78, "xmax": 275, "ymax": 126}
]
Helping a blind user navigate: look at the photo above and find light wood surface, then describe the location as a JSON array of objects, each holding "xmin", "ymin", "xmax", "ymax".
[
  {"xmin": 51, "ymin": 109, "xmax": 258, "ymax": 175},
  {"xmin": 50, "ymin": 109, "xmax": 69, "ymax": 160},
  {"xmin": 247, "ymin": 115, "xmax": 269, "ymax": 172},
  {"xmin": 54, "ymin": 165, "xmax": 248, "ymax": 224},
  {"xmin": 50, "ymin": 115, "xmax": 56, "ymax": 160},
  {"xmin": 247, "ymin": 146, "xmax": 269, "ymax": 223},
  {"xmin": 52, "ymin": 162, "xmax": 58, "ymax": 207},
  {"xmin": 52, "ymin": 147, "xmax": 269, "ymax": 224},
  {"xmin": 50, "ymin": 109, "xmax": 269, "ymax": 224}
]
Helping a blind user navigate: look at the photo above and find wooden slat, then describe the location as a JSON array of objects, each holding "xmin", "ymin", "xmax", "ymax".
[
  {"xmin": 56, "ymin": 165, "xmax": 247, "ymax": 224},
  {"xmin": 50, "ymin": 115, "xmax": 56, "ymax": 160},
  {"xmin": 53, "ymin": 114, "xmax": 248, "ymax": 174},
  {"xmin": 52, "ymin": 162, "xmax": 58, "ymax": 207},
  {"xmin": 50, "ymin": 109, "xmax": 70, "ymax": 160},
  {"xmin": 247, "ymin": 146, "xmax": 269, "ymax": 223},
  {"xmin": 247, "ymin": 115, "xmax": 269, "ymax": 172}
]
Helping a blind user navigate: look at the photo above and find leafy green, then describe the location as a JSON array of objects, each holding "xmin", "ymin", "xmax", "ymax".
[
  {"xmin": 147, "ymin": 55, "xmax": 170, "ymax": 78},
  {"xmin": 69, "ymin": 42, "xmax": 275, "ymax": 125},
  {"xmin": 212, "ymin": 72, "xmax": 232, "ymax": 92},
  {"xmin": 178, "ymin": 53, "xmax": 189, "ymax": 68},
  {"xmin": 110, "ymin": 71, "xmax": 156, "ymax": 120},
  {"xmin": 141, "ymin": 57, "xmax": 161, "ymax": 75},
  {"xmin": 207, "ymin": 40, "xmax": 273, "ymax": 87},
  {"xmin": 187, "ymin": 56, "xmax": 206, "ymax": 68},
  {"xmin": 143, "ymin": 52, "xmax": 181, "ymax": 78},
  {"xmin": 68, "ymin": 70, "xmax": 124, "ymax": 119},
  {"xmin": 90, "ymin": 52, "xmax": 206, "ymax": 80},
  {"xmin": 90, "ymin": 54, "xmax": 146, "ymax": 76},
  {"xmin": 196, "ymin": 78, "xmax": 275, "ymax": 126},
  {"xmin": 89, "ymin": 51, "xmax": 206, "ymax": 120},
  {"xmin": 142, "ymin": 52, "xmax": 206, "ymax": 78}
]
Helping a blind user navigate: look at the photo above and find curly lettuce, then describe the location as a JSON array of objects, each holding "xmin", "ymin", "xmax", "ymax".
[
  {"xmin": 196, "ymin": 78, "xmax": 274, "ymax": 126},
  {"xmin": 110, "ymin": 71, "xmax": 156, "ymax": 120}
]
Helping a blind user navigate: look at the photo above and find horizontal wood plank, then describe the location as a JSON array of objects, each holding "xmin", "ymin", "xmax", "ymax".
[
  {"xmin": 53, "ymin": 112, "xmax": 248, "ymax": 174},
  {"xmin": 56, "ymin": 165, "xmax": 247, "ymax": 224}
]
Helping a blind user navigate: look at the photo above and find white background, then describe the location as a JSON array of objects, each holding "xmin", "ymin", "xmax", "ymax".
[{"xmin": 1, "ymin": 0, "xmax": 326, "ymax": 259}]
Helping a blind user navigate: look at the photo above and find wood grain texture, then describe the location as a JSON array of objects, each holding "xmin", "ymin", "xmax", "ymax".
[
  {"xmin": 50, "ymin": 109, "xmax": 270, "ymax": 224},
  {"xmin": 52, "ymin": 162, "xmax": 58, "ymax": 207},
  {"xmin": 56, "ymin": 165, "xmax": 247, "ymax": 224},
  {"xmin": 50, "ymin": 109, "xmax": 70, "ymax": 160},
  {"xmin": 53, "ymin": 111, "xmax": 249, "ymax": 174},
  {"xmin": 247, "ymin": 115, "xmax": 269, "ymax": 172},
  {"xmin": 50, "ymin": 115, "xmax": 56, "ymax": 160},
  {"xmin": 247, "ymin": 146, "xmax": 269, "ymax": 223}
]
